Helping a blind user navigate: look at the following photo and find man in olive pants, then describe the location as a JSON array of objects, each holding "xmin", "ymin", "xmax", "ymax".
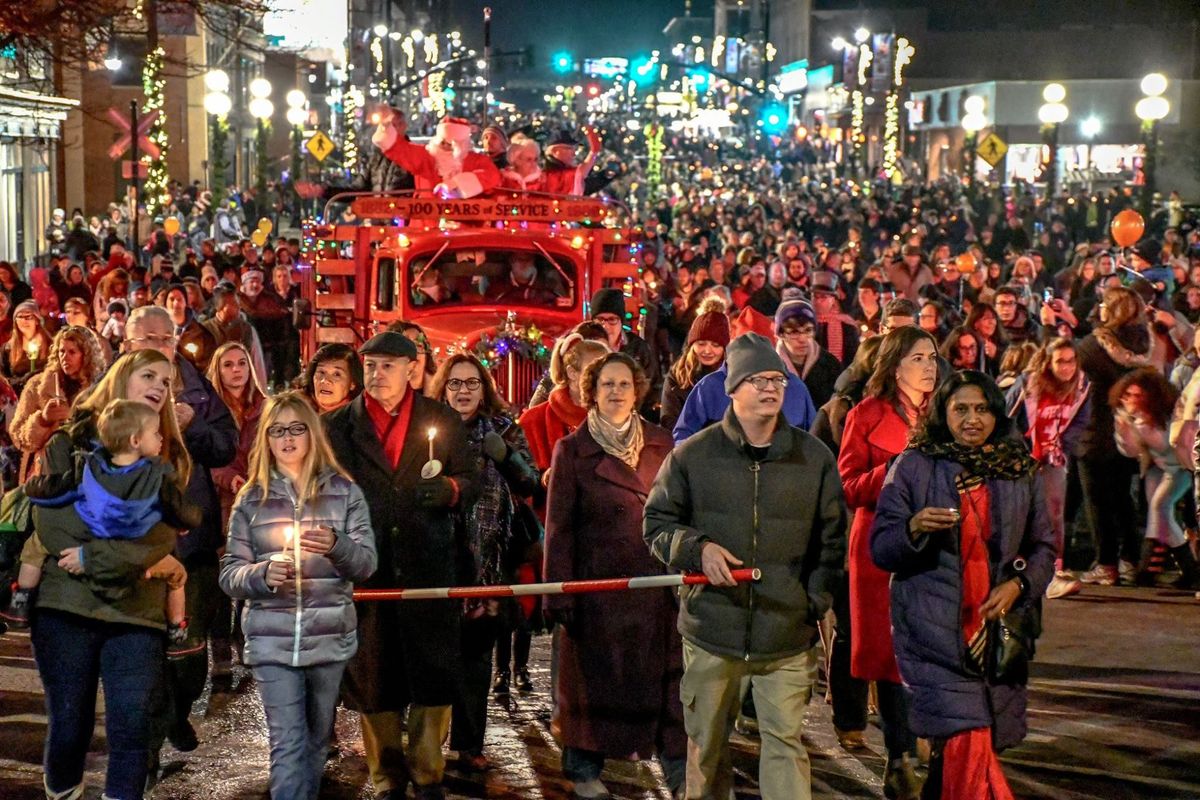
[{"xmin": 645, "ymin": 333, "xmax": 847, "ymax": 799}]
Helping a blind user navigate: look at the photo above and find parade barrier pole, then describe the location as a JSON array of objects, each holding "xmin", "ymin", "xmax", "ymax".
[{"xmin": 353, "ymin": 568, "xmax": 761, "ymax": 601}]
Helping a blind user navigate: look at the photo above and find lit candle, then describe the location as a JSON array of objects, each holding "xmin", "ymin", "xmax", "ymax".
[
  {"xmin": 184, "ymin": 342, "xmax": 199, "ymax": 358},
  {"xmin": 427, "ymin": 427, "xmax": 436, "ymax": 463},
  {"xmin": 25, "ymin": 339, "xmax": 39, "ymax": 371}
]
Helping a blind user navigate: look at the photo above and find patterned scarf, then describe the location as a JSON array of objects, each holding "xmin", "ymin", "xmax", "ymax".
[
  {"xmin": 461, "ymin": 415, "xmax": 515, "ymax": 588},
  {"xmin": 913, "ymin": 436, "xmax": 1038, "ymax": 491},
  {"xmin": 586, "ymin": 407, "xmax": 645, "ymax": 469},
  {"xmin": 817, "ymin": 313, "xmax": 844, "ymax": 363}
]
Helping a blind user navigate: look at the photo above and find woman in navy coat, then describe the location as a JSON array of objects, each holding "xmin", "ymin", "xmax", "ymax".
[{"xmin": 871, "ymin": 371, "xmax": 1056, "ymax": 799}]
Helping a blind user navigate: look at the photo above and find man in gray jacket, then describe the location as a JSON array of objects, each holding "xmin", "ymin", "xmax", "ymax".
[{"xmin": 644, "ymin": 332, "xmax": 847, "ymax": 800}]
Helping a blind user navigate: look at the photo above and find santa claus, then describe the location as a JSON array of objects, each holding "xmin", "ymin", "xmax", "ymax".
[{"xmin": 372, "ymin": 111, "xmax": 501, "ymax": 198}]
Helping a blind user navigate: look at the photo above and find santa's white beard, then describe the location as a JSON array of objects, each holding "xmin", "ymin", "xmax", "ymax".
[{"xmin": 426, "ymin": 140, "xmax": 468, "ymax": 179}]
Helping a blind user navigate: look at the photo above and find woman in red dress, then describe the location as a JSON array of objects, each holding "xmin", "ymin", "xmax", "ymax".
[{"xmin": 838, "ymin": 326, "xmax": 938, "ymax": 799}]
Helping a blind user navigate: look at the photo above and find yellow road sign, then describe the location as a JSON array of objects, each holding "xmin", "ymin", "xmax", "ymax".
[
  {"xmin": 306, "ymin": 131, "xmax": 335, "ymax": 162},
  {"xmin": 976, "ymin": 132, "xmax": 1008, "ymax": 168}
]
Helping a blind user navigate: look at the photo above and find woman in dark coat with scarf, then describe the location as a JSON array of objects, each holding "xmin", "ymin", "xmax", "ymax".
[
  {"xmin": 543, "ymin": 352, "xmax": 686, "ymax": 800},
  {"xmin": 429, "ymin": 353, "xmax": 542, "ymax": 771},
  {"xmin": 872, "ymin": 371, "xmax": 1056, "ymax": 800}
]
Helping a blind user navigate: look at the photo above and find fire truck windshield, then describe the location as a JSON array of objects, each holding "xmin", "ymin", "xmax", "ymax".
[{"xmin": 408, "ymin": 248, "xmax": 574, "ymax": 309}]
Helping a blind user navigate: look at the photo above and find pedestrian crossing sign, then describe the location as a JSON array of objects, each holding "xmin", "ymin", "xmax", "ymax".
[
  {"xmin": 306, "ymin": 131, "xmax": 336, "ymax": 162},
  {"xmin": 976, "ymin": 132, "xmax": 1008, "ymax": 168}
]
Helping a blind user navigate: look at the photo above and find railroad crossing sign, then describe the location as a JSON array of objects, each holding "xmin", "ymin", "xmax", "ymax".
[
  {"xmin": 976, "ymin": 132, "xmax": 1008, "ymax": 168},
  {"xmin": 107, "ymin": 107, "xmax": 160, "ymax": 160},
  {"xmin": 306, "ymin": 130, "xmax": 335, "ymax": 162}
]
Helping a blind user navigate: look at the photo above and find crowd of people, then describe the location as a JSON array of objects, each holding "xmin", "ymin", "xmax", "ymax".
[{"xmin": 0, "ymin": 106, "xmax": 1197, "ymax": 800}]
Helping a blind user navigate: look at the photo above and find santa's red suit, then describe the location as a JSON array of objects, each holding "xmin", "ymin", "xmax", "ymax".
[{"xmin": 373, "ymin": 116, "xmax": 501, "ymax": 198}]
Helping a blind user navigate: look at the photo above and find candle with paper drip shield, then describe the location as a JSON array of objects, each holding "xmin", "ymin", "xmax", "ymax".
[
  {"xmin": 25, "ymin": 339, "xmax": 40, "ymax": 372},
  {"xmin": 421, "ymin": 426, "xmax": 442, "ymax": 479},
  {"xmin": 268, "ymin": 523, "xmax": 301, "ymax": 591}
]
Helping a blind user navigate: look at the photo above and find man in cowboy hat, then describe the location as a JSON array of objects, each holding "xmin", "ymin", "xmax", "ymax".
[
  {"xmin": 542, "ymin": 127, "xmax": 602, "ymax": 196},
  {"xmin": 372, "ymin": 112, "xmax": 501, "ymax": 199}
]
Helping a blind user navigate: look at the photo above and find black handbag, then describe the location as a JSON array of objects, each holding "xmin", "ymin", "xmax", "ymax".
[{"xmin": 989, "ymin": 604, "xmax": 1041, "ymax": 685}]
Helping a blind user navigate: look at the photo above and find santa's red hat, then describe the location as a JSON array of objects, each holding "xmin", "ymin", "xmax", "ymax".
[{"xmin": 437, "ymin": 116, "xmax": 473, "ymax": 143}]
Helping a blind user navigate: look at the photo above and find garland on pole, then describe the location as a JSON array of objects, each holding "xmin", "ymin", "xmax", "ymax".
[
  {"xmin": 443, "ymin": 311, "xmax": 550, "ymax": 370},
  {"xmin": 141, "ymin": 44, "xmax": 170, "ymax": 215},
  {"xmin": 343, "ymin": 86, "xmax": 362, "ymax": 174},
  {"xmin": 644, "ymin": 122, "xmax": 665, "ymax": 197},
  {"xmin": 209, "ymin": 115, "xmax": 230, "ymax": 200}
]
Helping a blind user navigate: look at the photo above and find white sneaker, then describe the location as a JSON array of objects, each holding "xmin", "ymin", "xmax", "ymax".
[
  {"xmin": 1078, "ymin": 563, "xmax": 1117, "ymax": 586},
  {"xmin": 1046, "ymin": 572, "xmax": 1082, "ymax": 599}
]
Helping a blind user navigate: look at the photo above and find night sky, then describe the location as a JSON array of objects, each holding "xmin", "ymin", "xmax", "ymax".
[{"xmin": 447, "ymin": 0, "xmax": 697, "ymax": 61}]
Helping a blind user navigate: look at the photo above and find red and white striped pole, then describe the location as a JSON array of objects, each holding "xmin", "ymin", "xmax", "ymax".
[{"xmin": 352, "ymin": 568, "xmax": 761, "ymax": 602}]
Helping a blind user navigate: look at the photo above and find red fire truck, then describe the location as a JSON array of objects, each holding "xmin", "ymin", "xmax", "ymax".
[{"xmin": 299, "ymin": 190, "xmax": 645, "ymax": 405}]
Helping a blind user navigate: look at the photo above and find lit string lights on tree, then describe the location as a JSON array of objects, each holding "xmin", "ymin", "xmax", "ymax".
[
  {"xmin": 850, "ymin": 42, "xmax": 872, "ymax": 175},
  {"xmin": 644, "ymin": 123, "xmax": 665, "ymax": 196},
  {"xmin": 343, "ymin": 86, "xmax": 362, "ymax": 173},
  {"xmin": 883, "ymin": 37, "xmax": 914, "ymax": 181},
  {"xmin": 449, "ymin": 312, "xmax": 549, "ymax": 369},
  {"xmin": 141, "ymin": 45, "xmax": 170, "ymax": 215}
]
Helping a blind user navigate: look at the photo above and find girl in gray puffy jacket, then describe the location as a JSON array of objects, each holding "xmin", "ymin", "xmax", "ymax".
[{"xmin": 219, "ymin": 391, "xmax": 376, "ymax": 800}]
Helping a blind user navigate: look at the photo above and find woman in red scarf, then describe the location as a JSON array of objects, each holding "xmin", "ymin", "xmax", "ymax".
[
  {"xmin": 872, "ymin": 371, "xmax": 1055, "ymax": 800},
  {"xmin": 837, "ymin": 326, "xmax": 938, "ymax": 798},
  {"xmin": 519, "ymin": 334, "xmax": 609, "ymax": 473}
]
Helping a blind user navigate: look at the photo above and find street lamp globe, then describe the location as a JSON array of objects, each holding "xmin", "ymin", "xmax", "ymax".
[
  {"xmin": 203, "ymin": 91, "xmax": 232, "ymax": 116},
  {"xmin": 854, "ymin": 27, "xmax": 870, "ymax": 44},
  {"xmin": 411, "ymin": 29, "xmax": 424, "ymax": 42},
  {"xmin": 286, "ymin": 89, "xmax": 307, "ymax": 109},
  {"xmin": 373, "ymin": 23, "xmax": 388, "ymax": 37},
  {"xmin": 1042, "ymin": 83, "xmax": 1066, "ymax": 104},
  {"xmin": 831, "ymin": 36, "xmax": 848, "ymax": 51},
  {"xmin": 248, "ymin": 96, "xmax": 274, "ymax": 120},
  {"xmin": 104, "ymin": 54, "xmax": 122, "ymax": 71},
  {"xmin": 204, "ymin": 69, "xmax": 230, "ymax": 93},
  {"xmin": 1038, "ymin": 103, "xmax": 1068, "ymax": 124},
  {"xmin": 1140, "ymin": 72, "xmax": 1167, "ymax": 97},
  {"xmin": 285, "ymin": 106, "xmax": 307, "ymax": 126},
  {"xmin": 249, "ymin": 77, "xmax": 273, "ymax": 99},
  {"xmin": 1081, "ymin": 116, "xmax": 1102, "ymax": 138},
  {"xmin": 1135, "ymin": 96, "xmax": 1169, "ymax": 122}
]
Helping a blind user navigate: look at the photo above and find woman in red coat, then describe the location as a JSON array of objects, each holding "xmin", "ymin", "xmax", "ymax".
[
  {"xmin": 837, "ymin": 326, "xmax": 938, "ymax": 800},
  {"xmin": 519, "ymin": 335, "xmax": 609, "ymax": 472}
]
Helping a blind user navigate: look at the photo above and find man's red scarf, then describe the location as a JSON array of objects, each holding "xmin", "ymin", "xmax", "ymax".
[{"xmin": 364, "ymin": 389, "xmax": 415, "ymax": 469}]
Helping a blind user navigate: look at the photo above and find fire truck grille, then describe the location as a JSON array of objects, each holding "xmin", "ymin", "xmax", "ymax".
[{"xmin": 492, "ymin": 352, "xmax": 543, "ymax": 409}]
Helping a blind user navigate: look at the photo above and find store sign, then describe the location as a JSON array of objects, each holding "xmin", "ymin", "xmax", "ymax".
[
  {"xmin": 777, "ymin": 60, "xmax": 809, "ymax": 95},
  {"xmin": 263, "ymin": 0, "xmax": 348, "ymax": 57},
  {"xmin": 584, "ymin": 58, "xmax": 628, "ymax": 78}
]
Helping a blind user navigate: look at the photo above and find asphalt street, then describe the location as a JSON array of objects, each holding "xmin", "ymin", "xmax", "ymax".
[{"xmin": 1, "ymin": 584, "xmax": 1197, "ymax": 799}]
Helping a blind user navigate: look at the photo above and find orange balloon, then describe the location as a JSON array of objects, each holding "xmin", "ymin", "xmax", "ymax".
[
  {"xmin": 954, "ymin": 252, "xmax": 977, "ymax": 275},
  {"xmin": 1110, "ymin": 209, "xmax": 1145, "ymax": 248}
]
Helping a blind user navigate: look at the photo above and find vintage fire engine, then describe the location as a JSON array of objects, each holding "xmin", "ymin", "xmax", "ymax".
[{"xmin": 299, "ymin": 190, "xmax": 646, "ymax": 405}]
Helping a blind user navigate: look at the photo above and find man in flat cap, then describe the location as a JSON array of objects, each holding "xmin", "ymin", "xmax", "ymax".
[{"xmin": 324, "ymin": 332, "xmax": 477, "ymax": 800}]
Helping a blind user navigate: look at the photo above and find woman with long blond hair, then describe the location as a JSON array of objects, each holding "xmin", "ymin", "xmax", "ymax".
[
  {"xmin": 1, "ymin": 300, "xmax": 53, "ymax": 393},
  {"xmin": 10, "ymin": 325, "xmax": 107, "ymax": 481},
  {"xmin": 219, "ymin": 391, "xmax": 376, "ymax": 800},
  {"xmin": 26, "ymin": 348, "xmax": 190, "ymax": 798},
  {"xmin": 207, "ymin": 341, "xmax": 268, "ymax": 523}
]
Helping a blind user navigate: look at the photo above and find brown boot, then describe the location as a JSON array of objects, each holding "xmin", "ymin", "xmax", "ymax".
[{"xmin": 884, "ymin": 755, "xmax": 924, "ymax": 800}]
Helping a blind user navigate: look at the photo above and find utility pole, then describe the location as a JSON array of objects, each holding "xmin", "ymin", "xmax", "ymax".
[
  {"xmin": 482, "ymin": 7, "xmax": 492, "ymax": 124},
  {"xmin": 130, "ymin": 99, "xmax": 139, "ymax": 251}
]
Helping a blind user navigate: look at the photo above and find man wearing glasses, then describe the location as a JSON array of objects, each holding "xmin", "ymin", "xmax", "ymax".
[
  {"xmin": 324, "ymin": 331, "xmax": 477, "ymax": 800},
  {"xmin": 645, "ymin": 332, "xmax": 847, "ymax": 800},
  {"xmin": 123, "ymin": 305, "xmax": 238, "ymax": 780}
]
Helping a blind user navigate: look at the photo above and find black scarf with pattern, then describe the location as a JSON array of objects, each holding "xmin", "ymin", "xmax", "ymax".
[{"xmin": 913, "ymin": 436, "xmax": 1037, "ymax": 489}]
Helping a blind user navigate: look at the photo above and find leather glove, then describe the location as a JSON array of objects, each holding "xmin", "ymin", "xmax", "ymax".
[
  {"xmin": 482, "ymin": 431, "xmax": 509, "ymax": 463},
  {"xmin": 415, "ymin": 476, "xmax": 456, "ymax": 509}
]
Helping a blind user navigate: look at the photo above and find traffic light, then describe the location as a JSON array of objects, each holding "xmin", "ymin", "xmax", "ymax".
[
  {"xmin": 630, "ymin": 55, "xmax": 656, "ymax": 86},
  {"xmin": 552, "ymin": 51, "xmax": 574, "ymax": 73},
  {"xmin": 760, "ymin": 104, "xmax": 787, "ymax": 135},
  {"xmin": 687, "ymin": 69, "xmax": 710, "ymax": 89},
  {"xmin": 586, "ymin": 84, "xmax": 600, "ymax": 97}
]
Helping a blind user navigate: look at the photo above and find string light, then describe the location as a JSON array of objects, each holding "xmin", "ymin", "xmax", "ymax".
[
  {"xmin": 883, "ymin": 37, "xmax": 914, "ymax": 180},
  {"xmin": 343, "ymin": 86, "xmax": 361, "ymax": 172},
  {"xmin": 141, "ymin": 46, "xmax": 170, "ymax": 215}
]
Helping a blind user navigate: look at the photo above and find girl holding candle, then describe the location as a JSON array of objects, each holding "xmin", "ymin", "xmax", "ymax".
[
  {"xmin": 1, "ymin": 299, "xmax": 53, "ymax": 394},
  {"xmin": 220, "ymin": 391, "xmax": 377, "ymax": 800}
]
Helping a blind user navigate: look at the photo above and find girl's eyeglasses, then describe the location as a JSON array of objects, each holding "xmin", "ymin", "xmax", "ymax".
[{"xmin": 267, "ymin": 422, "xmax": 309, "ymax": 438}]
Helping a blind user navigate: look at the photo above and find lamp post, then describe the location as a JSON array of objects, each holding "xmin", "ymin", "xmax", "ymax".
[
  {"xmin": 1135, "ymin": 72, "xmax": 1169, "ymax": 219},
  {"xmin": 961, "ymin": 95, "xmax": 987, "ymax": 199},
  {"xmin": 285, "ymin": 89, "xmax": 307, "ymax": 225},
  {"xmin": 1037, "ymin": 83, "xmax": 1068, "ymax": 200},
  {"xmin": 248, "ymin": 77, "xmax": 274, "ymax": 196},
  {"xmin": 203, "ymin": 70, "xmax": 233, "ymax": 199}
]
